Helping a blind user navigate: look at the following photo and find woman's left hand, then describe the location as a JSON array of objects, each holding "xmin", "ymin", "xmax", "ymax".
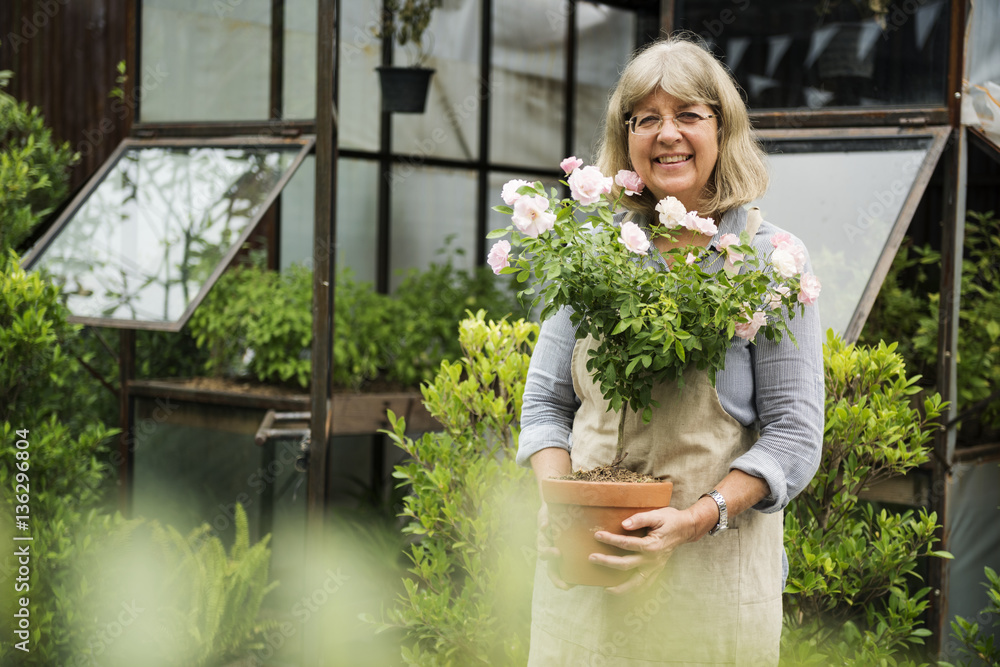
[{"xmin": 591, "ymin": 506, "xmax": 697, "ymax": 595}]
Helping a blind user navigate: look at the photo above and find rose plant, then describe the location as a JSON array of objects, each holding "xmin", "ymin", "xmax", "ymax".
[{"xmin": 488, "ymin": 158, "xmax": 821, "ymax": 464}]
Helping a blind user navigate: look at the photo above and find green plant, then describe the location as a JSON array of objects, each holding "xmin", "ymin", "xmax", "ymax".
[
  {"xmin": 0, "ymin": 252, "xmax": 123, "ymax": 664},
  {"xmin": 861, "ymin": 211, "xmax": 1000, "ymax": 436},
  {"xmin": 0, "ymin": 69, "xmax": 79, "ymax": 254},
  {"xmin": 146, "ymin": 503, "xmax": 279, "ymax": 666},
  {"xmin": 188, "ymin": 249, "xmax": 525, "ymax": 391},
  {"xmin": 491, "ymin": 174, "xmax": 817, "ymax": 462},
  {"xmin": 941, "ymin": 566, "xmax": 1000, "ymax": 666},
  {"xmin": 375, "ymin": 312, "xmax": 538, "ymax": 665},
  {"xmin": 376, "ymin": 0, "xmax": 443, "ymax": 66},
  {"xmin": 781, "ymin": 331, "xmax": 950, "ymax": 665}
]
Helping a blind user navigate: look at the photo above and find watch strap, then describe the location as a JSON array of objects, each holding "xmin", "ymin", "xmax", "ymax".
[{"xmin": 702, "ymin": 489, "xmax": 728, "ymax": 536}]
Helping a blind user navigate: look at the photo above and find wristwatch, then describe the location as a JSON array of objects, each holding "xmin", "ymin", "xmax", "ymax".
[{"xmin": 702, "ymin": 489, "xmax": 728, "ymax": 536}]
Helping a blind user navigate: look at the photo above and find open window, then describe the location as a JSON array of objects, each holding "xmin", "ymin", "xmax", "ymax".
[
  {"xmin": 21, "ymin": 136, "xmax": 315, "ymax": 331},
  {"xmin": 753, "ymin": 126, "xmax": 950, "ymax": 338}
]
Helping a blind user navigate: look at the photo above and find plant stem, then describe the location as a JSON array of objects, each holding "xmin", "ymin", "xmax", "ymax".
[{"xmin": 613, "ymin": 406, "xmax": 627, "ymax": 467}]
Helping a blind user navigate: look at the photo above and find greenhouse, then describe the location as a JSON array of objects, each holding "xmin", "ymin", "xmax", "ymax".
[{"xmin": 1, "ymin": 0, "xmax": 999, "ymax": 664}]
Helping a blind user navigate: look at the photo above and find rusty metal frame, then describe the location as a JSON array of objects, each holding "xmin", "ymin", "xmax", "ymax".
[{"xmin": 20, "ymin": 135, "xmax": 315, "ymax": 332}]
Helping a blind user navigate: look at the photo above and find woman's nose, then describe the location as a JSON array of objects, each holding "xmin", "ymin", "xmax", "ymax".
[{"xmin": 655, "ymin": 117, "xmax": 683, "ymax": 142}]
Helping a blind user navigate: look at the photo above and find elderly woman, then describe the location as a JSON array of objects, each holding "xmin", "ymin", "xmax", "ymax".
[{"xmin": 517, "ymin": 36, "xmax": 824, "ymax": 665}]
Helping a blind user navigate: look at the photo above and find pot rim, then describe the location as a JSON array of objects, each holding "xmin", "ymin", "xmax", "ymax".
[{"xmin": 540, "ymin": 477, "xmax": 673, "ymax": 508}]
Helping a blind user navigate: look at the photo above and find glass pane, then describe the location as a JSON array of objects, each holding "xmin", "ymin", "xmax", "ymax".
[
  {"xmin": 490, "ymin": 0, "xmax": 567, "ymax": 168},
  {"xmin": 339, "ymin": 0, "xmax": 382, "ymax": 151},
  {"xmin": 754, "ymin": 136, "xmax": 933, "ymax": 335},
  {"xmin": 574, "ymin": 3, "xmax": 636, "ymax": 162},
  {"xmin": 280, "ymin": 157, "xmax": 380, "ymax": 285},
  {"xmin": 29, "ymin": 143, "xmax": 305, "ymax": 325},
  {"xmin": 283, "ymin": 0, "xmax": 318, "ymax": 119},
  {"xmin": 141, "ymin": 0, "xmax": 271, "ymax": 122},
  {"xmin": 674, "ymin": 0, "xmax": 949, "ymax": 109},
  {"xmin": 391, "ymin": 0, "xmax": 482, "ymax": 160},
  {"xmin": 132, "ymin": 399, "xmax": 269, "ymax": 543},
  {"xmin": 389, "ymin": 166, "xmax": 476, "ymax": 290}
]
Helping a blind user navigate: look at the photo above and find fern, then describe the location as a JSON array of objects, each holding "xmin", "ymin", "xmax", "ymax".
[{"xmin": 148, "ymin": 503, "xmax": 278, "ymax": 665}]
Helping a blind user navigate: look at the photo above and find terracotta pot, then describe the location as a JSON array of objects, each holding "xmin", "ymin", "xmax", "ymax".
[{"xmin": 541, "ymin": 478, "xmax": 673, "ymax": 587}]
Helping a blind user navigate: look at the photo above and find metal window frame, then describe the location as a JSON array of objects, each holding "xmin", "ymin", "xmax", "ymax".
[
  {"xmin": 755, "ymin": 125, "xmax": 951, "ymax": 342},
  {"xmin": 21, "ymin": 135, "xmax": 316, "ymax": 332}
]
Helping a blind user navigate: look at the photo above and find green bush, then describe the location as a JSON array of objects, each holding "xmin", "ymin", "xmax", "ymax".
[
  {"xmin": 781, "ymin": 331, "xmax": 950, "ymax": 666},
  {"xmin": 188, "ymin": 253, "xmax": 527, "ymax": 390},
  {"xmin": 861, "ymin": 210, "xmax": 1000, "ymax": 435},
  {"xmin": 375, "ymin": 312, "xmax": 538, "ymax": 665},
  {"xmin": 0, "ymin": 69, "xmax": 78, "ymax": 254},
  {"xmin": 0, "ymin": 253, "xmax": 123, "ymax": 664},
  {"xmin": 942, "ymin": 566, "xmax": 1000, "ymax": 666}
]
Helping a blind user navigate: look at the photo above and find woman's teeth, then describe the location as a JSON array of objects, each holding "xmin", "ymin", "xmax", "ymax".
[{"xmin": 656, "ymin": 155, "xmax": 691, "ymax": 164}]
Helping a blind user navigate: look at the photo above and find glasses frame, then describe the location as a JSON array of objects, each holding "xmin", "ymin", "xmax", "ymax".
[{"xmin": 625, "ymin": 111, "xmax": 716, "ymax": 135}]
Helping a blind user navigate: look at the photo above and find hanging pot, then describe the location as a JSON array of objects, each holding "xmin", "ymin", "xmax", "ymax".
[
  {"xmin": 376, "ymin": 66, "xmax": 435, "ymax": 113},
  {"xmin": 541, "ymin": 477, "xmax": 673, "ymax": 587}
]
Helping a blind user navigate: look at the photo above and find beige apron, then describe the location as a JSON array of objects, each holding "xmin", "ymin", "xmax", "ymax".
[{"xmin": 528, "ymin": 210, "xmax": 783, "ymax": 666}]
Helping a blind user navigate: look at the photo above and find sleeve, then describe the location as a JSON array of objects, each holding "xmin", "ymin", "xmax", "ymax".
[
  {"xmin": 730, "ymin": 248, "xmax": 825, "ymax": 514},
  {"xmin": 516, "ymin": 307, "xmax": 581, "ymax": 467}
]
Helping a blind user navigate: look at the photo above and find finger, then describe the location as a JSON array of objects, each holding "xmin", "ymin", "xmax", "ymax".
[
  {"xmin": 592, "ymin": 530, "xmax": 651, "ymax": 553},
  {"xmin": 537, "ymin": 544, "xmax": 561, "ymax": 561},
  {"xmin": 621, "ymin": 510, "xmax": 661, "ymax": 531},
  {"xmin": 588, "ymin": 551, "xmax": 646, "ymax": 571},
  {"xmin": 546, "ymin": 559, "xmax": 574, "ymax": 590}
]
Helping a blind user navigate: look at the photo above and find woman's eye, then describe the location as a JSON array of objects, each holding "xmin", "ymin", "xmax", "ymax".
[
  {"xmin": 637, "ymin": 115, "xmax": 660, "ymax": 128},
  {"xmin": 676, "ymin": 112, "xmax": 701, "ymax": 123}
]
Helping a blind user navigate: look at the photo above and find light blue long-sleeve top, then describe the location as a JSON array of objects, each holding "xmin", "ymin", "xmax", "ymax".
[{"xmin": 516, "ymin": 206, "xmax": 825, "ymax": 514}]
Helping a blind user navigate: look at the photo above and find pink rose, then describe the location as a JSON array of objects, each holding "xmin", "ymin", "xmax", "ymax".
[
  {"xmin": 512, "ymin": 195, "xmax": 556, "ymax": 238},
  {"xmin": 618, "ymin": 221, "xmax": 649, "ymax": 255},
  {"xmin": 614, "ymin": 170, "xmax": 645, "ymax": 196},
  {"xmin": 685, "ymin": 252, "xmax": 698, "ymax": 265},
  {"xmin": 501, "ymin": 179, "xmax": 533, "ymax": 206},
  {"xmin": 771, "ymin": 232, "xmax": 795, "ymax": 249},
  {"xmin": 771, "ymin": 246, "xmax": 801, "ymax": 279},
  {"xmin": 681, "ymin": 211, "xmax": 718, "ymax": 236},
  {"xmin": 768, "ymin": 284, "xmax": 791, "ymax": 310},
  {"xmin": 717, "ymin": 233, "xmax": 743, "ymax": 263},
  {"xmin": 771, "ymin": 233, "xmax": 807, "ymax": 275},
  {"xmin": 560, "ymin": 156, "xmax": 583, "ymax": 174},
  {"xmin": 655, "ymin": 196, "xmax": 687, "ymax": 228},
  {"xmin": 568, "ymin": 165, "xmax": 613, "ymax": 205},
  {"xmin": 798, "ymin": 273, "xmax": 822, "ymax": 305},
  {"xmin": 735, "ymin": 309, "xmax": 768, "ymax": 341},
  {"xmin": 487, "ymin": 240, "xmax": 511, "ymax": 275}
]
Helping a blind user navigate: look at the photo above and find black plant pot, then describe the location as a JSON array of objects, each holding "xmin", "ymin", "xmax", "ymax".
[{"xmin": 376, "ymin": 66, "xmax": 435, "ymax": 113}]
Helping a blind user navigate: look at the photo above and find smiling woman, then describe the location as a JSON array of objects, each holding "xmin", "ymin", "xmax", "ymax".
[{"xmin": 518, "ymin": 35, "xmax": 825, "ymax": 666}]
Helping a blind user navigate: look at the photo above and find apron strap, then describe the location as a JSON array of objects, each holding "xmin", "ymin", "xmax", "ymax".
[{"xmin": 724, "ymin": 207, "xmax": 763, "ymax": 275}]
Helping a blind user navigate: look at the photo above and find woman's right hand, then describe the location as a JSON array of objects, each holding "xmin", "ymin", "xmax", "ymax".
[{"xmin": 538, "ymin": 502, "xmax": 574, "ymax": 590}]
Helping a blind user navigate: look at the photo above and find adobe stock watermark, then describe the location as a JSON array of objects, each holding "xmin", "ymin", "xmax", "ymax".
[
  {"xmin": 243, "ymin": 567, "xmax": 352, "ymax": 665},
  {"xmin": 66, "ymin": 600, "xmax": 145, "ymax": 667},
  {"xmin": 387, "ymin": 76, "xmax": 503, "ymax": 187},
  {"xmin": 76, "ymin": 64, "xmax": 169, "ymax": 158},
  {"xmin": 842, "ymin": 153, "xmax": 923, "ymax": 243},
  {"xmin": 4, "ymin": 0, "xmax": 70, "ymax": 54}
]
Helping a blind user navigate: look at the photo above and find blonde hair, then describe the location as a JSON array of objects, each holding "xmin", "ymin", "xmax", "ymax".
[{"xmin": 595, "ymin": 35, "xmax": 768, "ymax": 218}]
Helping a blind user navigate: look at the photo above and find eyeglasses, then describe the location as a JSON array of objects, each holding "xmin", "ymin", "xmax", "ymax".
[{"xmin": 625, "ymin": 111, "xmax": 716, "ymax": 135}]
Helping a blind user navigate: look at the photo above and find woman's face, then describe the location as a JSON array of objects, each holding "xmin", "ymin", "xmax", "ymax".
[{"xmin": 627, "ymin": 89, "xmax": 719, "ymax": 214}]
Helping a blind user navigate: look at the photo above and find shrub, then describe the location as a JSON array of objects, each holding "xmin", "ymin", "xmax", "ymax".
[
  {"xmin": 0, "ymin": 68, "xmax": 78, "ymax": 254},
  {"xmin": 781, "ymin": 331, "xmax": 950, "ymax": 665},
  {"xmin": 861, "ymin": 210, "xmax": 1000, "ymax": 436},
  {"xmin": 188, "ymin": 253, "xmax": 526, "ymax": 390},
  {"xmin": 941, "ymin": 566, "xmax": 1000, "ymax": 666},
  {"xmin": 375, "ymin": 312, "xmax": 538, "ymax": 665}
]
